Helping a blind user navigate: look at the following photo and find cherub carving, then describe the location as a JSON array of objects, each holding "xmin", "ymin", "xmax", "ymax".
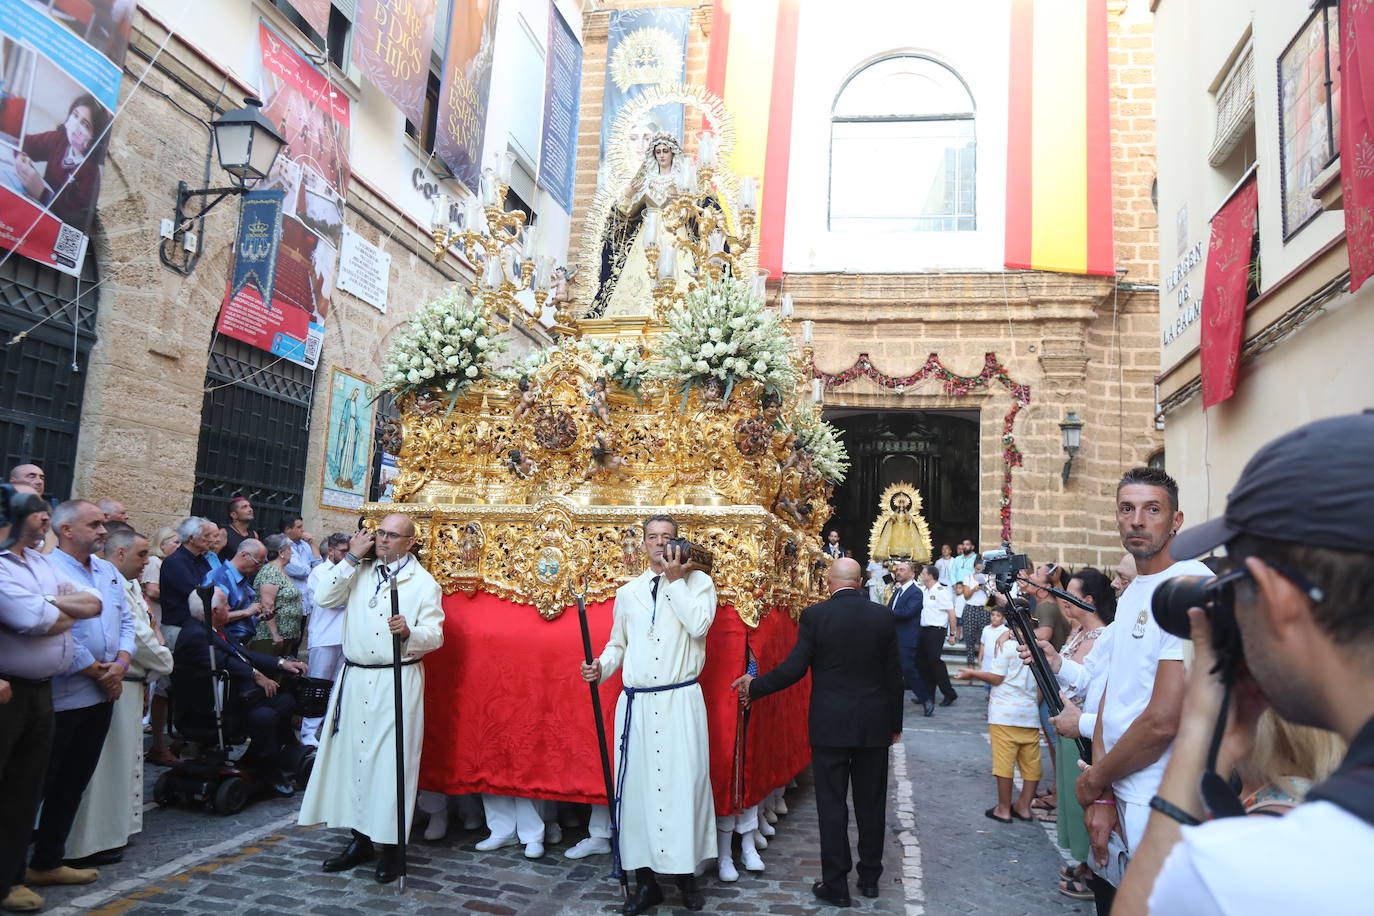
[
  {"xmin": 584, "ymin": 432, "xmax": 628, "ymax": 480},
  {"xmin": 513, "ymin": 376, "xmax": 540, "ymax": 420},
  {"xmin": 504, "ymin": 448, "xmax": 538, "ymax": 479},
  {"xmin": 586, "ymin": 376, "xmax": 611, "ymax": 423}
]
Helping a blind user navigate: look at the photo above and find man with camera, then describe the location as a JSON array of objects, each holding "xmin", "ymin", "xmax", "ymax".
[
  {"xmin": 1109, "ymin": 412, "xmax": 1374, "ymax": 914},
  {"xmin": 580, "ymin": 515, "xmax": 717, "ymax": 914},
  {"xmin": 0, "ymin": 486, "xmax": 102, "ymax": 912}
]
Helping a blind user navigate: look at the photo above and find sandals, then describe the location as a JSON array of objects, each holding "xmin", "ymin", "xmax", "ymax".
[
  {"xmin": 1032, "ymin": 795, "xmax": 1057, "ymax": 810},
  {"xmin": 1009, "ymin": 809, "xmax": 1033, "ymax": 821},
  {"xmin": 1058, "ymin": 877, "xmax": 1094, "ymax": 900},
  {"xmin": 983, "ymin": 807, "xmax": 1013, "ymax": 824}
]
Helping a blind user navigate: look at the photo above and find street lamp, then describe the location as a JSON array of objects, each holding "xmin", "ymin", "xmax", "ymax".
[
  {"xmin": 160, "ymin": 97, "xmax": 286, "ymax": 275},
  {"xmin": 1060, "ymin": 412, "xmax": 1084, "ymax": 486}
]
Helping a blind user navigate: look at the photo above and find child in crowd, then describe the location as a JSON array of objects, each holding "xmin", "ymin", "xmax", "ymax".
[
  {"xmin": 953, "ymin": 628, "xmax": 1041, "ymax": 823},
  {"xmin": 976, "ymin": 606, "xmax": 1009, "ymax": 697}
]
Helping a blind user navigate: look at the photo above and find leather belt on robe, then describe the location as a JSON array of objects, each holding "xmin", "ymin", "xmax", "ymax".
[
  {"xmin": 330, "ymin": 656, "xmax": 421, "ymax": 736},
  {"xmin": 611, "ymin": 677, "xmax": 698, "ymax": 878}
]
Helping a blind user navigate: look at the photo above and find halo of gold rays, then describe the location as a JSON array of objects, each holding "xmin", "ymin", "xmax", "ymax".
[
  {"xmin": 867, "ymin": 482, "xmax": 933, "ymax": 565},
  {"xmin": 577, "ymin": 82, "xmax": 751, "ymax": 318}
]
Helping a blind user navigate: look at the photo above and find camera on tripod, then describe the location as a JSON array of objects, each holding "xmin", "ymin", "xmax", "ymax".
[{"xmin": 981, "ymin": 545, "xmax": 1031, "ymax": 590}]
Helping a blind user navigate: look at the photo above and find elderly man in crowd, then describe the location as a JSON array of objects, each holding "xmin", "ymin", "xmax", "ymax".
[
  {"xmin": 0, "ymin": 486, "xmax": 101, "ymax": 913},
  {"xmin": 207, "ymin": 539, "xmax": 269, "ymax": 646},
  {"xmin": 67, "ymin": 529, "xmax": 173, "ymax": 867},
  {"xmin": 97, "ymin": 500, "xmax": 128, "ymax": 524},
  {"xmin": 152, "ymin": 516, "xmax": 216, "ymax": 766},
  {"xmin": 27, "ymin": 500, "xmax": 134, "ymax": 888}
]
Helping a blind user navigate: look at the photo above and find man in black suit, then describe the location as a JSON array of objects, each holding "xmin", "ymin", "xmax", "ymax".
[
  {"xmin": 888, "ymin": 559, "xmax": 932, "ymax": 716},
  {"xmin": 731, "ymin": 558, "xmax": 904, "ymax": 908},
  {"xmin": 172, "ymin": 587, "xmax": 306, "ymax": 794}
]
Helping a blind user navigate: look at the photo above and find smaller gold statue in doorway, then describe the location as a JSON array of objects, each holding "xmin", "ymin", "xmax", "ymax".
[{"xmin": 868, "ymin": 483, "xmax": 933, "ymax": 563}]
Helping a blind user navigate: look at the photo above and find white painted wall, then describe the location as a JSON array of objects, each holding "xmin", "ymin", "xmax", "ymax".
[{"xmin": 783, "ymin": 0, "xmax": 1010, "ymax": 273}]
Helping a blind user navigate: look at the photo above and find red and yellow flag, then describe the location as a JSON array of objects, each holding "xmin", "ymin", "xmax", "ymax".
[
  {"xmin": 705, "ymin": 0, "xmax": 800, "ymax": 280},
  {"xmin": 1005, "ymin": 0, "xmax": 1114, "ymax": 276}
]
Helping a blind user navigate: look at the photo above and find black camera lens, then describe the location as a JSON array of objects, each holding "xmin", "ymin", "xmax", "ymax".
[{"xmin": 1151, "ymin": 575, "xmax": 1215, "ymax": 639}]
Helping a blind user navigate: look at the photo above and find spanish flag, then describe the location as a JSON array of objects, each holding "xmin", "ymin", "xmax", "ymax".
[
  {"xmin": 705, "ymin": 0, "xmax": 801, "ymax": 280},
  {"xmin": 1004, "ymin": 0, "xmax": 1114, "ymax": 276}
]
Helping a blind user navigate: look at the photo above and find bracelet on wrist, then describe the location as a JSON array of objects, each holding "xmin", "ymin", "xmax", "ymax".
[
  {"xmin": 344, "ymin": 553, "xmax": 361, "ymax": 565},
  {"xmin": 1091, "ymin": 798, "xmax": 1116, "ymax": 806},
  {"xmin": 1149, "ymin": 794, "xmax": 1202, "ymax": 826}
]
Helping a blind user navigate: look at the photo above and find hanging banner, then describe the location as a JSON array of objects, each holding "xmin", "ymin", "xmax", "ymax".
[
  {"xmin": 1200, "ymin": 176, "xmax": 1258, "ymax": 409},
  {"xmin": 1341, "ymin": 0, "xmax": 1374, "ymax": 292},
  {"xmin": 295, "ymin": 0, "xmax": 333, "ymax": 38},
  {"xmin": 355, "ymin": 0, "xmax": 438, "ymax": 126},
  {"xmin": 0, "ymin": 0, "xmax": 133, "ymax": 275},
  {"xmin": 537, "ymin": 3, "xmax": 582, "ymax": 213},
  {"xmin": 216, "ymin": 23, "xmax": 351, "ymax": 369},
  {"xmin": 599, "ymin": 7, "xmax": 690, "ymax": 168},
  {"xmin": 435, "ymin": 0, "xmax": 501, "ymax": 190},
  {"xmin": 228, "ymin": 188, "xmax": 285, "ymax": 310}
]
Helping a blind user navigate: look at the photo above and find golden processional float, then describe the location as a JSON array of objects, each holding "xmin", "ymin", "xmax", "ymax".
[{"xmin": 368, "ymin": 86, "xmax": 850, "ymax": 813}]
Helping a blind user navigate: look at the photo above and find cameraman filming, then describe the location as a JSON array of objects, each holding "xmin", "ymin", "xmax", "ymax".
[{"xmin": 1113, "ymin": 412, "xmax": 1374, "ymax": 914}]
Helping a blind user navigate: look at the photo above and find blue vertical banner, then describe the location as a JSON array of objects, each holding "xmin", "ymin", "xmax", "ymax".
[
  {"xmin": 537, "ymin": 3, "xmax": 582, "ymax": 213},
  {"xmin": 598, "ymin": 7, "xmax": 690, "ymax": 166},
  {"xmin": 228, "ymin": 188, "xmax": 285, "ymax": 311}
]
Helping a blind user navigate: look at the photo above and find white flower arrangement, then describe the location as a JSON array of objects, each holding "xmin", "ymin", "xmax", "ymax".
[
  {"xmin": 586, "ymin": 337, "xmax": 648, "ymax": 394},
  {"xmin": 650, "ymin": 277, "xmax": 799, "ymax": 400},
  {"xmin": 791, "ymin": 403, "xmax": 850, "ymax": 484},
  {"xmin": 381, "ymin": 289, "xmax": 507, "ymax": 399},
  {"xmin": 494, "ymin": 345, "xmax": 551, "ymax": 383}
]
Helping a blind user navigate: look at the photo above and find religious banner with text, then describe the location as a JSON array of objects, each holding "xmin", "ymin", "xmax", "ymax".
[
  {"xmin": 1200, "ymin": 176, "xmax": 1258, "ymax": 408},
  {"xmin": 215, "ymin": 23, "xmax": 351, "ymax": 369},
  {"xmin": 354, "ymin": 0, "xmax": 438, "ymax": 127},
  {"xmin": 0, "ymin": 0, "xmax": 134, "ymax": 275},
  {"xmin": 537, "ymin": 3, "xmax": 582, "ymax": 213},
  {"xmin": 435, "ymin": 0, "xmax": 501, "ymax": 190},
  {"xmin": 598, "ymin": 7, "xmax": 690, "ymax": 169},
  {"xmin": 294, "ymin": 0, "xmax": 332, "ymax": 38},
  {"xmin": 1341, "ymin": 0, "xmax": 1374, "ymax": 292}
]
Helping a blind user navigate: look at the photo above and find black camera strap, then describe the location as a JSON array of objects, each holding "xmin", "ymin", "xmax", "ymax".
[{"xmin": 1199, "ymin": 684, "xmax": 1247, "ymax": 819}]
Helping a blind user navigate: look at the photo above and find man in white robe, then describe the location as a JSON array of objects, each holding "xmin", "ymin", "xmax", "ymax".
[
  {"xmin": 581, "ymin": 514, "xmax": 717, "ymax": 914},
  {"xmin": 298, "ymin": 513, "xmax": 443, "ymax": 884},
  {"xmin": 67, "ymin": 529, "xmax": 173, "ymax": 863}
]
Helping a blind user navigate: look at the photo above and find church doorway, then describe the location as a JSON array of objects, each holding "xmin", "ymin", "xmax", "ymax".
[{"xmin": 823, "ymin": 409, "xmax": 980, "ymax": 566}]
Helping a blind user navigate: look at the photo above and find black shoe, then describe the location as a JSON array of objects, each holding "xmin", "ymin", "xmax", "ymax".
[
  {"xmin": 622, "ymin": 881, "xmax": 664, "ymax": 915},
  {"xmin": 675, "ymin": 875, "xmax": 705, "ymax": 911},
  {"xmin": 374, "ymin": 845, "xmax": 402, "ymax": 884},
  {"xmin": 858, "ymin": 883, "xmax": 879, "ymax": 898},
  {"xmin": 939, "ymin": 693, "xmax": 958, "ymax": 707},
  {"xmin": 65, "ymin": 847, "xmax": 124, "ymax": 867},
  {"xmin": 923, "ymin": 700, "xmax": 935, "ymax": 717},
  {"xmin": 322, "ymin": 832, "xmax": 375, "ymax": 872},
  {"xmin": 813, "ymin": 880, "xmax": 852, "ymax": 907}
]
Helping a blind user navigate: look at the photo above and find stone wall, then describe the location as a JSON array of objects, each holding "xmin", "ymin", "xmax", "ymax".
[
  {"xmin": 1109, "ymin": 0, "xmax": 1160, "ymax": 283},
  {"xmin": 71, "ymin": 10, "xmax": 543, "ymax": 539}
]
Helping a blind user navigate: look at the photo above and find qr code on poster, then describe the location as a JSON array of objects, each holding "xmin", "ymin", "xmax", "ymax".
[
  {"xmin": 304, "ymin": 331, "xmax": 322, "ymax": 366},
  {"xmin": 52, "ymin": 223, "xmax": 84, "ymax": 268}
]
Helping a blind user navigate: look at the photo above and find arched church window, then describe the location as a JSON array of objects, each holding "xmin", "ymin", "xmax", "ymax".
[{"xmin": 829, "ymin": 55, "xmax": 976, "ymax": 233}]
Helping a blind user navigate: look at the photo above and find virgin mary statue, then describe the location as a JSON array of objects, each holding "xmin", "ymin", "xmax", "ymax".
[{"xmin": 591, "ymin": 132, "xmax": 692, "ymax": 317}]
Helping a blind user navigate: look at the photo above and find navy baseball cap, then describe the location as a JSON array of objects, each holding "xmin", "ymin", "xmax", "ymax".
[{"xmin": 1170, "ymin": 410, "xmax": 1374, "ymax": 560}]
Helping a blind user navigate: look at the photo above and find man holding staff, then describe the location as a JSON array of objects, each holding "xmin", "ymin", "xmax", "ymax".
[
  {"xmin": 580, "ymin": 514, "xmax": 717, "ymax": 914},
  {"xmin": 299, "ymin": 513, "xmax": 443, "ymax": 884}
]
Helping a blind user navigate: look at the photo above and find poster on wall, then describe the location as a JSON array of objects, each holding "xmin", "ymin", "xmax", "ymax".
[
  {"xmin": 216, "ymin": 22, "xmax": 351, "ymax": 369},
  {"xmin": 321, "ymin": 367, "xmax": 377, "ymax": 510},
  {"xmin": 435, "ymin": 0, "xmax": 501, "ymax": 190},
  {"xmin": 0, "ymin": 0, "xmax": 134, "ymax": 275},
  {"xmin": 337, "ymin": 225, "xmax": 390, "ymax": 312},
  {"xmin": 537, "ymin": 3, "xmax": 582, "ymax": 213},
  {"xmin": 354, "ymin": 0, "xmax": 438, "ymax": 127},
  {"xmin": 598, "ymin": 7, "xmax": 689, "ymax": 171}
]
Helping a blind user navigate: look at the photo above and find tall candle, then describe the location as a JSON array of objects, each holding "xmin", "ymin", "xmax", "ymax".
[
  {"xmin": 812, "ymin": 378, "xmax": 823, "ymax": 404},
  {"xmin": 802, "ymin": 319, "xmax": 814, "ymax": 344},
  {"xmin": 781, "ymin": 292, "xmax": 794, "ymax": 318}
]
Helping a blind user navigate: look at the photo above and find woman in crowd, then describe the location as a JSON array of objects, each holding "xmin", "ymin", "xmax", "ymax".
[
  {"xmin": 141, "ymin": 526, "xmax": 180, "ymax": 627},
  {"xmin": 252, "ymin": 533, "xmax": 304, "ymax": 657}
]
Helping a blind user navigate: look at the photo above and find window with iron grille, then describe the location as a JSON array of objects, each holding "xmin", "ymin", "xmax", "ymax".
[
  {"xmin": 0, "ymin": 254, "xmax": 97, "ymax": 502},
  {"xmin": 192, "ymin": 336, "xmax": 314, "ymax": 537}
]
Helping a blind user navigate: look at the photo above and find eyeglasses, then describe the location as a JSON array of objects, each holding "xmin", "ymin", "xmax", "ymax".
[{"xmin": 375, "ymin": 529, "xmax": 411, "ymax": 541}]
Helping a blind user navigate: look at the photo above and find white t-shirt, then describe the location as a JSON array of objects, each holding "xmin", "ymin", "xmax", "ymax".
[
  {"xmin": 306, "ymin": 559, "xmax": 347, "ymax": 647},
  {"xmin": 987, "ymin": 640, "xmax": 1039, "ymax": 728},
  {"xmin": 1102, "ymin": 558, "xmax": 1212, "ymax": 804},
  {"xmin": 935, "ymin": 556, "xmax": 954, "ymax": 586},
  {"xmin": 1148, "ymin": 801, "xmax": 1374, "ymax": 915},
  {"xmin": 918, "ymin": 583, "xmax": 954, "ymax": 628},
  {"xmin": 979, "ymin": 623, "xmax": 1007, "ymax": 669}
]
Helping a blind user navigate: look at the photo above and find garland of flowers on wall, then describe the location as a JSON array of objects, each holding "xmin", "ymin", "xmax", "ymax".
[{"xmin": 808, "ymin": 352, "xmax": 1032, "ymax": 542}]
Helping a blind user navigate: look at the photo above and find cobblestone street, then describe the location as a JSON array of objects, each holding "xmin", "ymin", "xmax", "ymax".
[{"xmin": 34, "ymin": 691, "xmax": 1086, "ymax": 916}]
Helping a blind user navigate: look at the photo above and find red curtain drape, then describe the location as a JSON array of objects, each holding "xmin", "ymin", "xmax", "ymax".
[
  {"xmin": 418, "ymin": 591, "xmax": 811, "ymax": 814},
  {"xmin": 1200, "ymin": 176, "xmax": 1258, "ymax": 409},
  {"xmin": 1342, "ymin": 0, "xmax": 1374, "ymax": 291}
]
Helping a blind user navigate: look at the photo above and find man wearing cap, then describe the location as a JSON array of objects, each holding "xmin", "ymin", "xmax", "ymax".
[
  {"xmin": 1070, "ymin": 467, "xmax": 1211, "ymax": 911},
  {"xmin": 1110, "ymin": 412, "xmax": 1374, "ymax": 915}
]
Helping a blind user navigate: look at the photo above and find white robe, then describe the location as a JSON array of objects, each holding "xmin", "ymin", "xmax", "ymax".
[
  {"xmin": 597, "ymin": 568, "xmax": 717, "ymax": 874},
  {"xmin": 297, "ymin": 555, "xmax": 444, "ymax": 844},
  {"xmin": 68, "ymin": 579, "xmax": 173, "ymax": 858}
]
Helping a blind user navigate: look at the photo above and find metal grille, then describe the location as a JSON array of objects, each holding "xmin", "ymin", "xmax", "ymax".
[
  {"xmin": 192, "ymin": 336, "xmax": 314, "ymax": 537},
  {"xmin": 1210, "ymin": 45, "xmax": 1255, "ymax": 166},
  {"xmin": 0, "ymin": 255, "xmax": 97, "ymax": 501}
]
